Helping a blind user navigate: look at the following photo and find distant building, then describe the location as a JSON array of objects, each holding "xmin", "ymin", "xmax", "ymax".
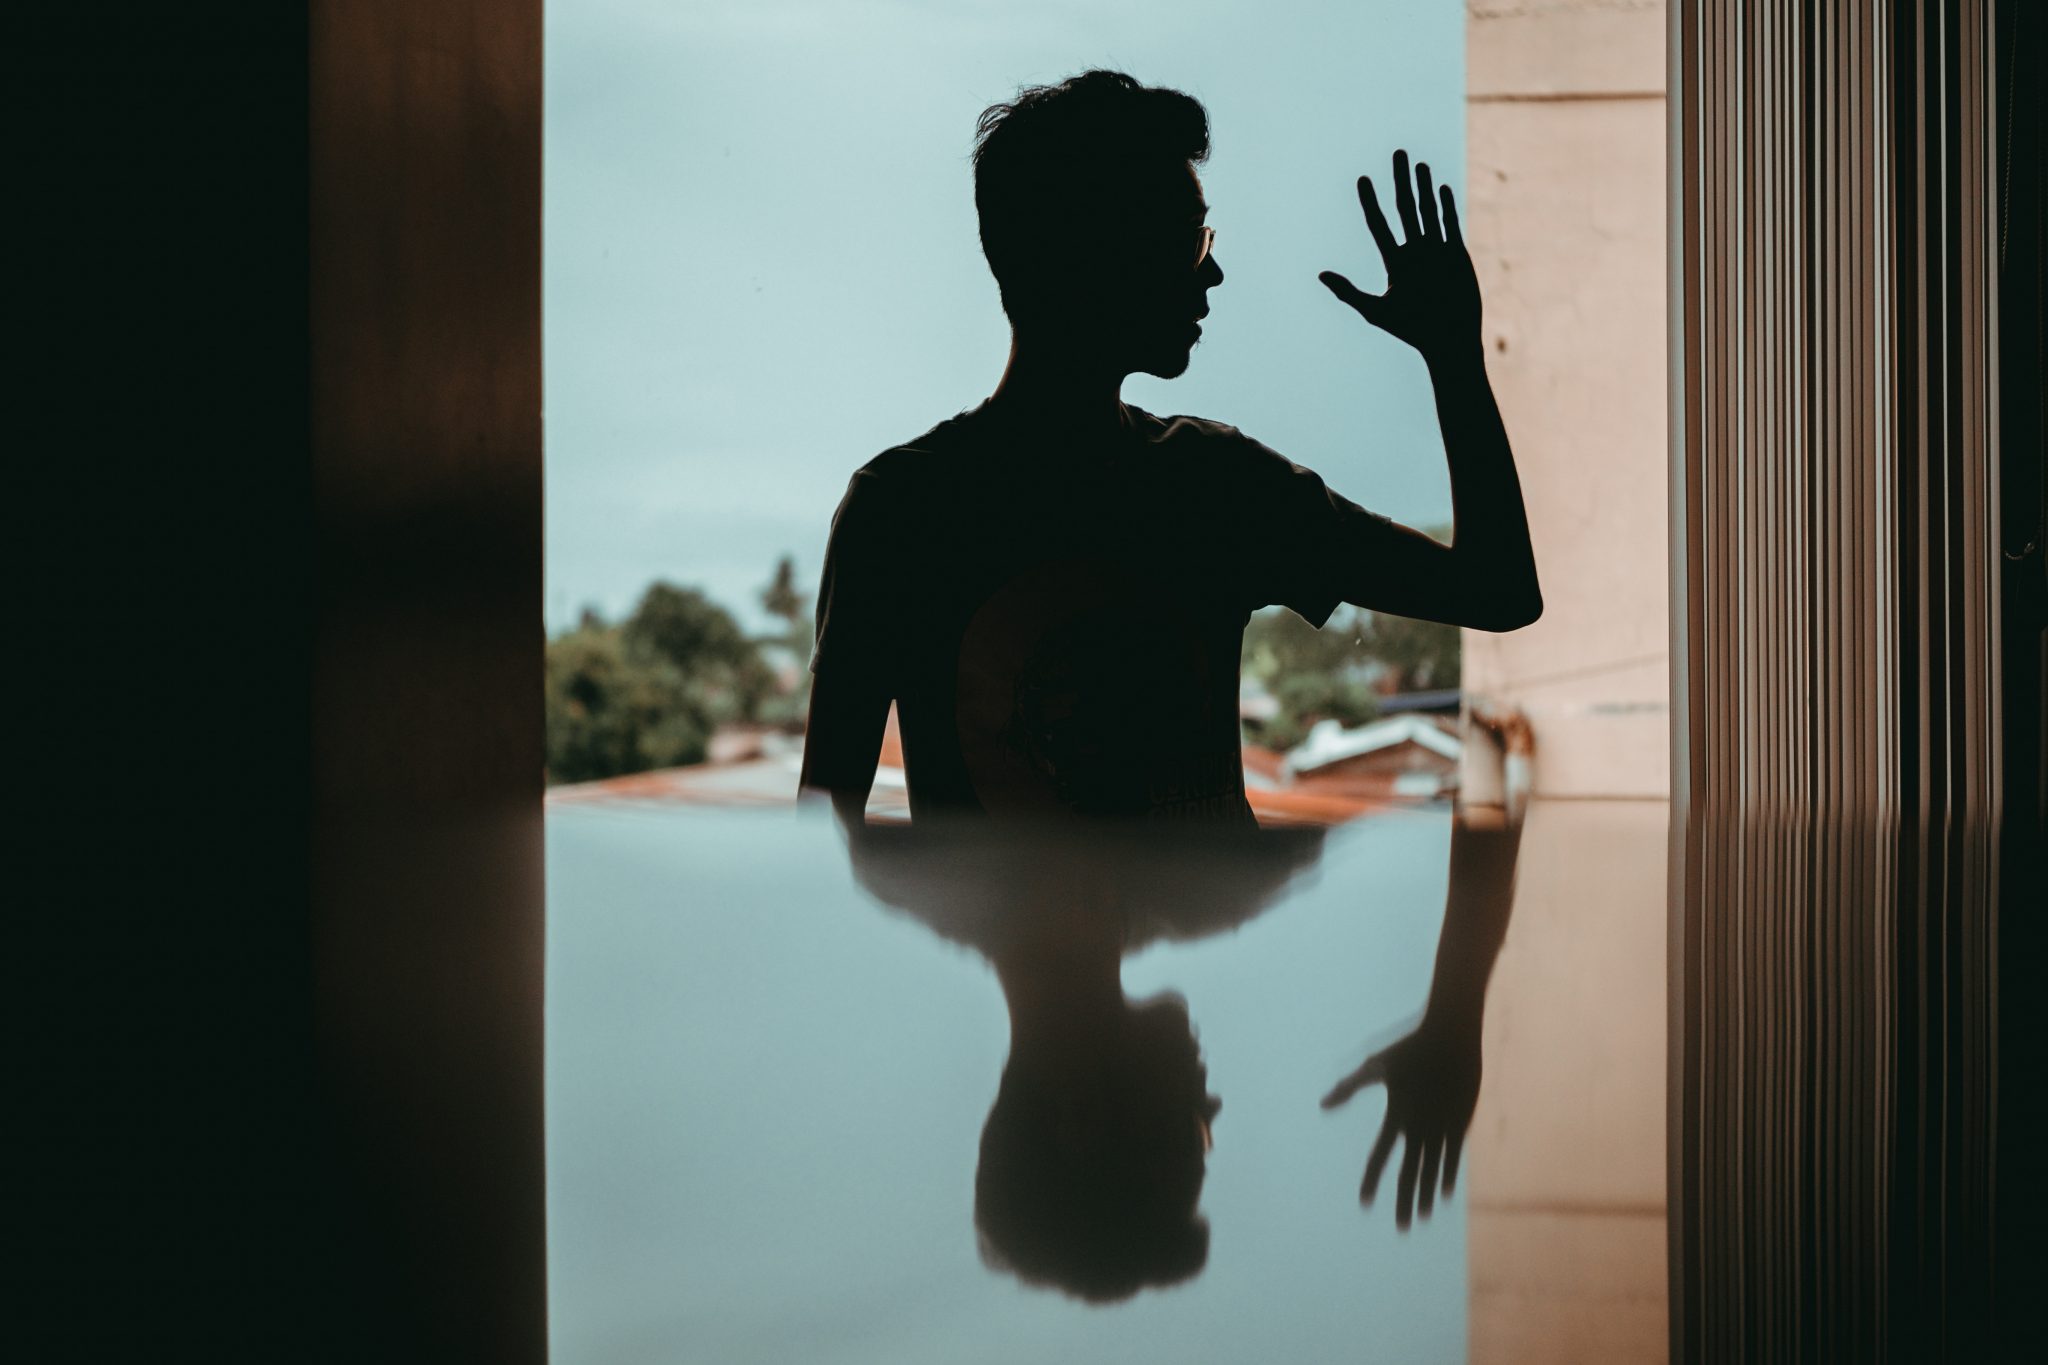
[{"xmin": 1281, "ymin": 714, "xmax": 1463, "ymax": 801}]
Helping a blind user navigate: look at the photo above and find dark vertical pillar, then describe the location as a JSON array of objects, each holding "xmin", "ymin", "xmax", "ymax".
[
  {"xmin": 22, "ymin": 5, "xmax": 545, "ymax": 1360},
  {"xmin": 308, "ymin": 3, "xmax": 546, "ymax": 1362}
]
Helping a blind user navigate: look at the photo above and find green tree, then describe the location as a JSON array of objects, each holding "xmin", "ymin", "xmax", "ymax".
[
  {"xmin": 544, "ymin": 581, "xmax": 788, "ymax": 784},
  {"xmin": 1355, "ymin": 612, "xmax": 1461, "ymax": 692},
  {"xmin": 622, "ymin": 582, "xmax": 776, "ymax": 726},
  {"xmin": 759, "ymin": 555, "xmax": 811, "ymax": 646},
  {"xmin": 1241, "ymin": 603, "xmax": 1377, "ymax": 686},
  {"xmin": 753, "ymin": 555, "xmax": 816, "ymax": 731},
  {"xmin": 544, "ymin": 621, "xmax": 711, "ymax": 783},
  {"xmin": 1240, "ymin": 605, "xmax": 1383, "ymax": 751},
  {"xmin": 1237, "ymin": 576, "xmax": 1464, "ymax": 751}
]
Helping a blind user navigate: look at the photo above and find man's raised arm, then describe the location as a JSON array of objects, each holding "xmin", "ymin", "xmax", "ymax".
[{"xmin": 1314, "ymin": 149, "xmax": 1541, "ymax": 634}]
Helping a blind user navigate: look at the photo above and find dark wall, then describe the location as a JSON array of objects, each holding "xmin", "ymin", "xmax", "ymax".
[
  {"xmin": 24, "ymin": 6, "xmax": 544, "ymax": 1360},
  {"xmin": 1994, "ymin": 0, "xmax": 2046, "ymax": 1337}
]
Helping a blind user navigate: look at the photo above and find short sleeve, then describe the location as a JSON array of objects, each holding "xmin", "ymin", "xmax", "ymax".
[
  {"xmin": 808, "ymin": 468, "xmax": 904, "ymax": 692},
  {"xmin": 1232, "ymin": 431, "xmax": 1394, "ymax": 629}
]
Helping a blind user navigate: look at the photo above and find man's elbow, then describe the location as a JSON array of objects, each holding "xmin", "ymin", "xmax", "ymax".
[{"xmin": 1466, "ymin": 590, "xmax": 1544, "ymax": 634}]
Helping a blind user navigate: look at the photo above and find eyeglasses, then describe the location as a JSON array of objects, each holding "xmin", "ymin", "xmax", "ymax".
[{"xmin": 1193, "ymin": 224, "xmax": 1217, "ymax": 270}]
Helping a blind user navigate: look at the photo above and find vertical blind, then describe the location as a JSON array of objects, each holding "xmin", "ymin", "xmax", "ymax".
[{"xmin": 1671, "ymin": 1, "xmax": 2008, "ymax": 1359}]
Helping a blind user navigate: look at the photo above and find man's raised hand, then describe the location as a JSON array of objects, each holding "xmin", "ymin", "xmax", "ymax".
[{"xmin": 1319, "ymin": 149, "xmax": 1482, "ymax": 365}]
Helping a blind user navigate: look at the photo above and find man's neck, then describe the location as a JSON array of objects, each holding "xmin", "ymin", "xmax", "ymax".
[
  {"xmin": 991, "ymin": 913, "xmax": 1129, "ymax": 1058},
  {"xmin": 984, "ymin": 336, "xmax": 1132, "ymax": 439}
]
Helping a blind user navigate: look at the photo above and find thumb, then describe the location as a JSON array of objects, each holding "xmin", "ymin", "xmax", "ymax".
[
  {"xmin": 1321, "ymin": 1050, "xmax": 1390, "ymax": 1109},
  {"xmin": 1319, "ymin": 271, "xmax": 1390, "ymax": 328}
]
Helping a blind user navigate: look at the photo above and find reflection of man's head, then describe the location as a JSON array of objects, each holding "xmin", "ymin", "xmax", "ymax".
[{"xmin": 974, "ymin": 992, "xmax": 1220, "ymax": 1303}]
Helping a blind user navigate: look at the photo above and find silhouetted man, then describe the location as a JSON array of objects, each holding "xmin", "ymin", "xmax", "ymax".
[{"xmin": 799, "ymin": 70, "xmax": 1541, "ymax": 826}]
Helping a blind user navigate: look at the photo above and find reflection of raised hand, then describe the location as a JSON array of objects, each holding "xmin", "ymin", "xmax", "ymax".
[
  {"xmin": 1318, "ymin": 148, "xmax": 1481, "ymax": 364},
  {"xmin": 1323, "ymin": 807, "xmax": 1524, "ymax": 1228},
  {"xmin": 1321, "ymin": 1014, "xmax": 1481, "ymax": 1229}
]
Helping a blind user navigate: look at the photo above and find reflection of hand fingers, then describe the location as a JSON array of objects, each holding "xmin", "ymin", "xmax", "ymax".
[
  {"xmin": 1417, "ymin": 162, "xmax": 1441, "ymax": 240},
  {"xmin": 1440, "ymin": 185, "xmax": 1462, "ymax": 245},
  {"xmin": 1360, "ymin": 1117, "xmax": 1399, "ymax": 1203},
  {"xmin": 1318, "ymin": 272, "xmax": 1389, "ymax": 331},
  {"xmin": 1321, "ymin": 1050, "xmax": 1385, "ymax": 1108},
  {"xmin": 1392, "ymin": 149, "xmax": 1420, "ymax": 242},
  {"xmin": 1395, "ymin": 1138, "xmax": 1421, "ymax": 1230},
  {"xmin": 1442, "ymin": 1132, "xmax": 1464, "ymax": 1194},
  {"xmin": 1357, "ymin": 176, "xmax": 1398, "ymax": 261},
  {"xmin": 1418, "ymin": 1140, "xmax": 1442, "ymax": 1218}
]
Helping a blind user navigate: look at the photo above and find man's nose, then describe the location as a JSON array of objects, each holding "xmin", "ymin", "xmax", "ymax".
[{"xmin": 1198, "ymin": 250, "xmax": 1223, "ymax": 287}]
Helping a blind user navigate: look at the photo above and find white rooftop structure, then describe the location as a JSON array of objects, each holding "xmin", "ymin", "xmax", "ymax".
[{"xmin": 1282, "ymin": 713, "xmax": 1463, "ymax": 780}]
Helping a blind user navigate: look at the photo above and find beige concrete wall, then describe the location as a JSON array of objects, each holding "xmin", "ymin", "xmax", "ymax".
[
  {"xmin": 1463, "ymin": 0, "xmax": 1670, "ymax": 802},
  {"xmin": 1467, "ymin": 797, "xmax": 1668, "ymax": 1363},
  {"xmin": 1462, "ymin": 3, "xmax": 1671, "ymax": 1361}
]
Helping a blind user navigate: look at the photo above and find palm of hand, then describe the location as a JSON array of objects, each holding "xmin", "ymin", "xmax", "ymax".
[
  {"xmin": 1320, "ymin": 149, "xmax": 1482, "ymax": 363},
  {"xmin": 1322, "ymin": 1018, "xmax": 1483, "ymax": 1229}
]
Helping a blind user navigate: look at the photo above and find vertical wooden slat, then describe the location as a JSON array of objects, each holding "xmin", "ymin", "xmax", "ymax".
[{"xmin": 1672, "ymin": 1, "xmax": 2005, "ymax": 1358}]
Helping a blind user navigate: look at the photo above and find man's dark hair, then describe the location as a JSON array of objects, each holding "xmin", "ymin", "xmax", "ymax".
[
  {"xmin": 972, "ymin": 70, "xmax": 1210, "ymax": 323},
  {"xmin": 973, "ymin": 1058, "xmax": 1210, "ymax": 1303}
]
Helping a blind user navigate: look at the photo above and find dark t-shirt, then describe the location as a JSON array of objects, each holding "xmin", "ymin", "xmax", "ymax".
[{"xmin": 809, "ymin": 401, "xmax": 1394, "ymax": 825}]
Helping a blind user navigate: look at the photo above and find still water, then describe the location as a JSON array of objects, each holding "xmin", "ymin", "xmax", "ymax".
[{"xmin": 546, "ymin": 800, "xmax": 1666, "ymax": 1363}]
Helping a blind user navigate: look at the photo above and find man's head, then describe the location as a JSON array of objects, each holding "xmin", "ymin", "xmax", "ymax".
[
  {"xmin": 974, "ymin": 991, "xmax": 1220, "ymax": 1302},
  {"xmin": 972, "ymin": 70, "xmax": 1223, "ymax": 379}
]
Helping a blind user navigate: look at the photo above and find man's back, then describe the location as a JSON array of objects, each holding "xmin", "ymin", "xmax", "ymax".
[{"xmin": 807, "ymin": 400, "xmax": 1388, "ymax": 823}]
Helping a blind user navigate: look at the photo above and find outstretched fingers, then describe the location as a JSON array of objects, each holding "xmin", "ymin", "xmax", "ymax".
[
  {"xmin": 1416, "ymin": 161, "xmax": 1441, "ymax": 240},
  {"xmin": 1392, "ymin": 148, "xmax": 1420, "ymax": 243},
  {"xmin": 1417, "ymin": 1140, "xmax": 1443, "ymax": 1218},
  {"xmin": 1360, "ymin": 1116, "xmax": 1400, "ymax": 1204},
  {"xmin": 1357, "ymin": 175, "xmax": 1399, "ymax": 262},
  {"xmin": 1440, "ymin": 184, "xmax": 1462, "ymax": 244},
  {"xmin": 1394, "ymin": 1136, "xmax": 1422, "ymax": 1229}
]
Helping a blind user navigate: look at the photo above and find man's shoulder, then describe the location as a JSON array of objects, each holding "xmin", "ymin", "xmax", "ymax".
[
  {"xmin": 838, "ymin": 412, "xmax": 979, "ymax": 500},
  {"xmin": 839, "ymin": 405, "xmax": 1296, "ymax": 492},
  {"xmin": 1128, "ymin": 406, "xmax": 1300, "ymax": 475},
  {"xmin": 1130, "ymin": 406, "xmax": 1241, "ymax": 442}
]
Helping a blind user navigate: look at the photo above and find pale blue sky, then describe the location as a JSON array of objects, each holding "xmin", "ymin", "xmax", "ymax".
[{"xmin": 544, "ymin": 0, "xmax": 1465, "ymax": 634}]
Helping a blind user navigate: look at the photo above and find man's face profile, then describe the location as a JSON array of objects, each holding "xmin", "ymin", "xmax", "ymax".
[{"xmin": 1068, "ymin": 163, "xmax": 1223, "ymax": 381}]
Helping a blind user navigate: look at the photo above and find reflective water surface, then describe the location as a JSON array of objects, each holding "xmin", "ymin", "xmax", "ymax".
[{"xmin": 547, "ymin": 799, "xmax": 1667, "ymax": 1363}]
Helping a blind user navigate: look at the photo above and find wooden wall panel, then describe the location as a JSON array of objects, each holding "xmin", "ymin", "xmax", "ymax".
[{"xmin": 1670, "ymin": 1, "xmax": 2016, "ymax": 1358}]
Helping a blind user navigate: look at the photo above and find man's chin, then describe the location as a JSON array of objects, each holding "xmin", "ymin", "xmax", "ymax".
[{"xmin": 1135, "ymin": 347, "xmax": 1194, "ymax": 381}]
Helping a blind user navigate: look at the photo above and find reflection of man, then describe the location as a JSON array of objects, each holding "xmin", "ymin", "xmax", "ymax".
[
  {"xmin": 799, "ymin": 68, "xmax": 1540, "ymax": 826},
  {"xmin": 843, "ymin": 817, "xmax": 1326, "ymax": 1300}
]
